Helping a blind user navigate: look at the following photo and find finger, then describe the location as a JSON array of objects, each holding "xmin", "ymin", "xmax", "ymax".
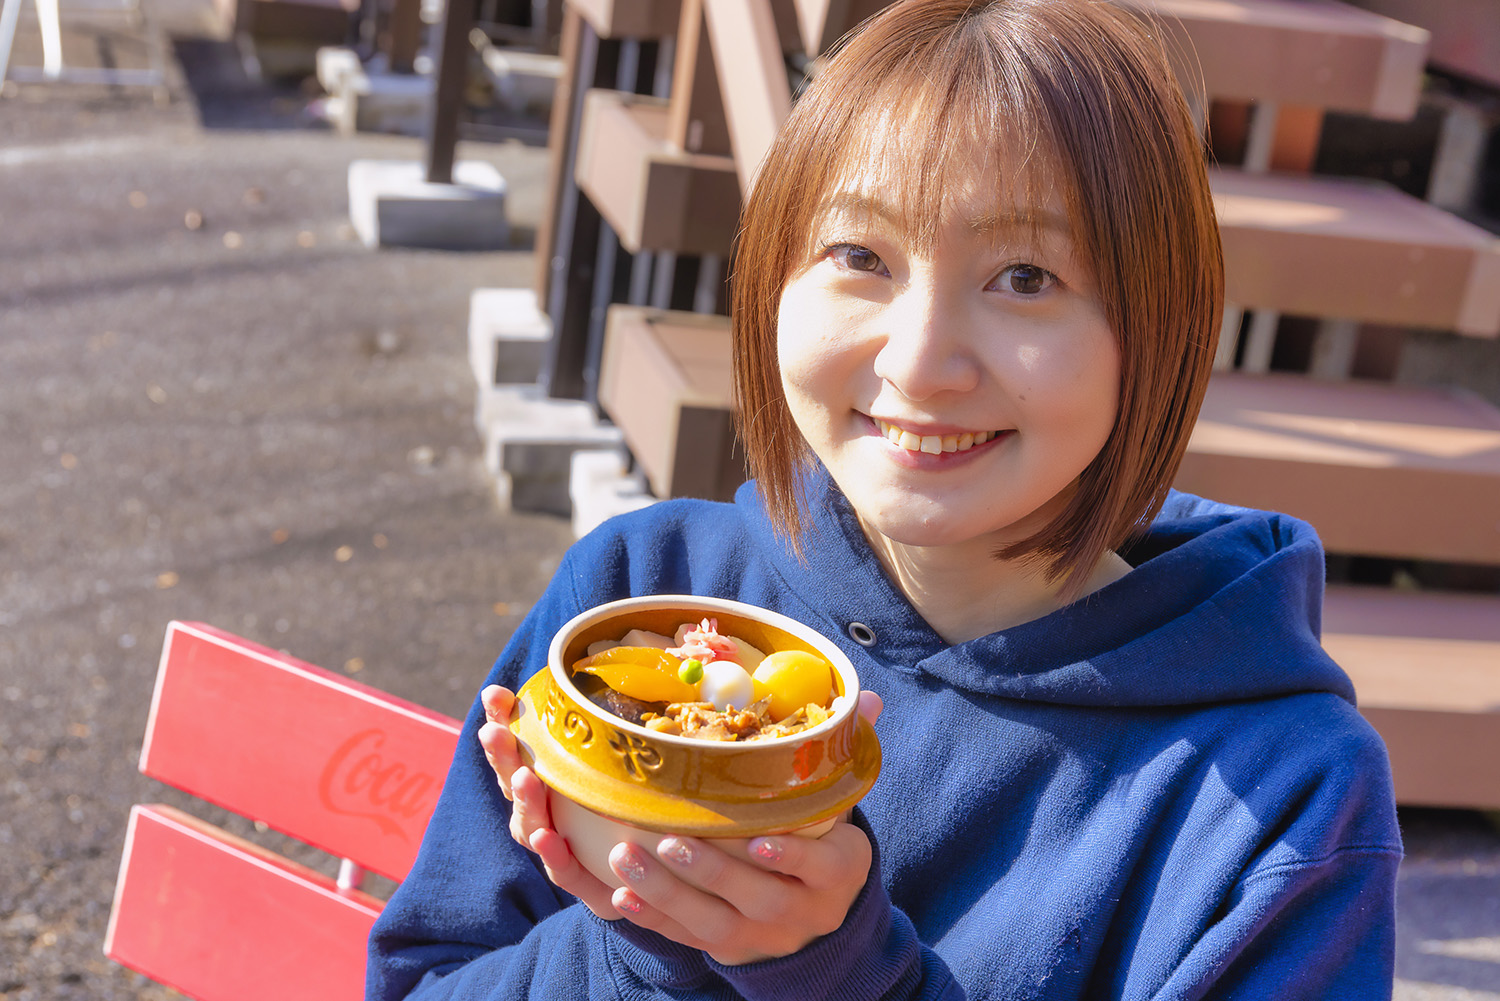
[
  {"xmin": 529, "ymin": 828, "xmax": 621, "ymax": 920},
  {"xmin": 477, "ymin": 720, "xmax": 521, "ymax": 799},
  {"xmin": 856, "ymin": 690, "xmax": 882, "ymax": 726},
  {"xmin": 608, "ymin": 841, "xmax": 744, "ymax": 945},
  {"xmin": 481, "ymin": 684, "xmax": 515, "ymax": 724},
  {"xmin": 609, "ymin": 885, "xmax": 711, "ymax": 946},
  {"xmin": 745, "ymin": 822, "xmax": 870, "ymax": 892},
  {"xmin": 508, "ymin": 766, "xmax": 552, "ymax": 846}
]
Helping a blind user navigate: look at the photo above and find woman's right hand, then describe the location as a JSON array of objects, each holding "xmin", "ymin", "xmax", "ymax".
[{"xmin": 477, "ymin": 685, "xmax": 623, "ymax": 920}]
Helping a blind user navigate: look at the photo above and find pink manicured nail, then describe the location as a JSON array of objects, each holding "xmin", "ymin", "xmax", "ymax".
[
  {"xmin": 751, "ymin": 837, "xmax": 783, "ymax": 862},
  {"xmin": 614, "ymin": 846, "xmax": 647, "ymax": 883},
  {"xmin": 660, "ymin": 837, "xmax": 695, "ymax": 866},
  {"xmin": 615, "ymin": 892, "xmax": 643, "ymax": 914}
]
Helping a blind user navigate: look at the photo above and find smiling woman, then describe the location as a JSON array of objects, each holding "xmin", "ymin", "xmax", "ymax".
[
  {"xmin": 733, "ymin": 0, "xmax": 1224, "ymax": 598},
  {"xmin": 367, "ymin": 3, "xmax": 1401, "ymax": 998},
  {"xmin": 773, "ymin": 153, "xmax": 1122, "ymax": 598}
]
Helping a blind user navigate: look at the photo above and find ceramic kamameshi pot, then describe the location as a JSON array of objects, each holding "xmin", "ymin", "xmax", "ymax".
[{"xmin": 508, "ymin": 594, "xmax": 881, "ymax": 887}]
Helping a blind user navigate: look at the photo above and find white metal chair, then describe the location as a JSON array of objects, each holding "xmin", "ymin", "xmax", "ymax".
[{"xmin": 0, "ymin": 0, "xmax": 167, "ymax": 95}]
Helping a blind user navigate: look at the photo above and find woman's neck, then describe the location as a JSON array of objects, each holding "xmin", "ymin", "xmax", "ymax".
[{"xmin": 862, "ymin": 528, "xmax": 1131, "ymax": 645}]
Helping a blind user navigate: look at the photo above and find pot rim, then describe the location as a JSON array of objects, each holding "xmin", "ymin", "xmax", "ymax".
[{"xmin": 544, "ymin": 594, "xmax": 859, "ymax": 747}]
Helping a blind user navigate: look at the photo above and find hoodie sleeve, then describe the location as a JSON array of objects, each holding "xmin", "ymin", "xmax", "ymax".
[
  {"xmin": 1154, "ymin": 844, "xmax": 1399, "ymax": 1000},
  {"xmin": 1152, "ymin": 717, "xmax": 1402, "ymax": 1001}
]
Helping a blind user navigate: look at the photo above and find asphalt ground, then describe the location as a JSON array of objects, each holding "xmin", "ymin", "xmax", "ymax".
[{"xmin": 1, "ymin": 3, "xmax": 1498, "ymax": 998}]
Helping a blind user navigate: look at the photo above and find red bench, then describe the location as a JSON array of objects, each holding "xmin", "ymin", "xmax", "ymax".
[{"xmin": 105, "ymin": 621, "xmax": 462, "ymax": 1000}]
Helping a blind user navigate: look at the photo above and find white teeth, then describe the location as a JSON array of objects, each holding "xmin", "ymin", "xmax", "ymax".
[{"xmin": 875, "ymin": 419, "xmax": 998, "ymax": 455}]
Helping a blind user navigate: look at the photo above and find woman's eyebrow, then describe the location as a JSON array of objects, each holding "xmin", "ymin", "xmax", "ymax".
[
  {"xmin": 969, "ymin": 209, "xmax": 1071, "ymax": 234},
  {"xmin": 814, "ymin": 194, "xmax": 1073, "ymax": 246},
  {"xmin": 816, "ymin": 192, "xmax": 904, "ymax": 225}
]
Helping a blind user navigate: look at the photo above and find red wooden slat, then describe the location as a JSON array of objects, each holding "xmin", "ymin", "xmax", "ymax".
[
  {"xmin": 105, "ymin": 804, "xmax": 382, "ymax": 1001},
  {"xmin": 140, "ymin": 621, "xmax": 463, "ymax": 881}
]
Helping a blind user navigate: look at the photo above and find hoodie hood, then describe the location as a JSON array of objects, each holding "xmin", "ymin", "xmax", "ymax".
[{"xmin": 739, "ymin": 470, "xmax": 1355, "ymax": 710}]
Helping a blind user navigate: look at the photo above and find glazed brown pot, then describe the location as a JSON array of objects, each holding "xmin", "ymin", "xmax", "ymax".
[{"xmin": 508, "ymin": 595, "xmax": 881, "ymax": 886}]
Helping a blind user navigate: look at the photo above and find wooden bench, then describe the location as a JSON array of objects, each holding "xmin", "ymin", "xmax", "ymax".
[{"xmin": 105, "ymin": 621, "xmax": 462, "ymax": 1000}]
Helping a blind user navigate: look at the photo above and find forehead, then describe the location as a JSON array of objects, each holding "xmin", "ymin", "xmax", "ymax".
[{"xmin": 802, "ymin": 89, "xmax": 1070, "ymax": 246}]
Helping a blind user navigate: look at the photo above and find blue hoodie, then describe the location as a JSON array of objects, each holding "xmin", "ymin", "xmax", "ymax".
[{"xmin": 367, "ymin": 475, "xmax": 1401, "ymax": 1000}]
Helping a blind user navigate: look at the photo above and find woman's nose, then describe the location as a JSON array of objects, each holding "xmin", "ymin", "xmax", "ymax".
[{"xmin": 870, "ymin": 284, "xmax": 980, "ymax": 402}]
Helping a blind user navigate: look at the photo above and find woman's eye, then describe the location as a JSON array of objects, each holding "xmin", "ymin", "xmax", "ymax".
[
  {"xmin": 997, "ymin": 264, "xmax": 1054, "ymax": 295},
  {"xmin": 829, "ymin": 244, "xmax": 887, "ymax": 274}
]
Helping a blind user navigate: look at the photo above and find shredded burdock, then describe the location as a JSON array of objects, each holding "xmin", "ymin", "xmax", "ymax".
[{"xmin": 638, "ymin": 697, "xmax": 831, "ymax": 742}]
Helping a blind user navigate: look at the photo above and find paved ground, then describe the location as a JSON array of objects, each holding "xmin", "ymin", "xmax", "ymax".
[{"xmin": 1, "ymin": 2, "xmax": 1498, "ymax": 999}]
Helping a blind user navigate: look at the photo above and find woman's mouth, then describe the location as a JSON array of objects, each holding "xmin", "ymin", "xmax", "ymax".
[{"xmin": 872, "ymin": 418, "xmax": 1006, "ymax": 455}]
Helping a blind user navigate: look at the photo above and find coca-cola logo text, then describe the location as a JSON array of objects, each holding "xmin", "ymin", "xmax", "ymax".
[{"xmin": 318, "ymin": 728, "xmax": 440, "ymax": 840}]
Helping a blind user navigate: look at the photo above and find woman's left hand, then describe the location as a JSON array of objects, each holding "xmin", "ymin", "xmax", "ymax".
[
  {"xmin": 606, "ymin": 689, "xmax": 883, "ymax": 965},
  {"xmin": 607, "ymin": 818, "xmax": 873, "ymax": 965}
]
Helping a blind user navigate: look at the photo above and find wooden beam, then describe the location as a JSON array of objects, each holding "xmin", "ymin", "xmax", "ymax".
[
  {"xmin": 1129, "ymin": 0, "xmax": 1430, "ymax": 120},
  {"xmin": 575, "ymin": 89, "xmax": 740, "ymax": 255},
  {"xmin": 1178, "ymin": 371, "xmax": 1500, "ymax": 564},
  {"xmin": 1343, "ymin": 0, "xmax": 1500, "ymax": 90},
  {"xmin": 1213, "ymin": 168, "xmax": 1500, "ymax": 337},
  {"xmin": 597, "ymin": 306, "xmax": 744, "ymax": 500},
  {"xmin": 569, "ymin": 0, "xmax": 682, "ymax": 38},
  {"xmin": 702, "ymin": 0, "xmax": 792, "ymax": 194},
  {"xmin": 1326, "ymin": 585, "xmax": 1500, "ymax": 810},
  {"xmin": 667, "ymin": 0, "xmax": 733, "ymax": 155}
]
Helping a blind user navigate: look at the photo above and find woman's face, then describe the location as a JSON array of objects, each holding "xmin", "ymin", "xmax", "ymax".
[{"xmin": 775, "ymin": 141, "xmax": 1120, "ymax": 553}]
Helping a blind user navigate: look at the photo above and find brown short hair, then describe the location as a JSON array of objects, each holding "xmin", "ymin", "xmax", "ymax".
[{"xmin": 731, "ymin": 0, "xmax": 1223, "ymax": 591}]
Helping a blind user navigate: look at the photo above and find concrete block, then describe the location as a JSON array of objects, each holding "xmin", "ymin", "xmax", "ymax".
[
  {"xmin": 315, "ymin": 45, "xmax": 361, "ymax": 93},
  {"xmin": 476, "ymin": 385, "xmax": 623, "ymax": 517},
  {"xmin": 348, "ymin": 159, "xmax": 509, "ymax": 251},
  {"xmin": 324, "ymin": 63, "xmax": 433, "ymax": 137},
  {"xmin": 468, "ymin": 288, "xmax": 552, "ymax": 388},
  {"xmin": 569, "ymin": 449, "xmax": 657, "ymax": 538},
  {"xmin": 479, "ymin": 48, "xmax": 562, "ymax": 117}
]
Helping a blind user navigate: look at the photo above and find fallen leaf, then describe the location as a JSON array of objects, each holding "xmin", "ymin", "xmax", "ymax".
[
  {"xmin": 344, "ymin": 657, "xmax": 365, "ymax": 674},
  {"xmin": 493, "ymin": 601, "xmax": 511, "ymax": 616},
  {"xmin": 372, "ymin": 533, "xmax": 388, "ymax": 549},
  {"xmin": 156, "ymin": 571, "xmax": 179, "ymax": 589},
  {"xmin": 128, "ymin": 191, "xmax": 147, "ymax": 208},
  {"xmin": 146, "ymin": 384, "xmax": 167, "ymax": 404},
  {"xmin": 271, "ymin": 528, "xmax": 289, "ymax": 544},
  {"xmin": 334, "ymin": 545, "xmax": 354, "ymax": 562},
  {"xmin": 223, "ymin": 231, "xmax": 243, "ymax": 249},
  {"xmin": 184, "ymin": 209, "xmax": 204, "ymax": 230}
]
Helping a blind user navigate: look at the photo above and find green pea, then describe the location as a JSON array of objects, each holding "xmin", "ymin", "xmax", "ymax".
[{"xmin": 678, "ymin": 658, "xmax": 704, "ymax": 685}]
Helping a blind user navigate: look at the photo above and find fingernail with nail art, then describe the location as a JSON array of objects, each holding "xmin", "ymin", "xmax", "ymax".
[
  {"xmin": 660, "ymin": 837, "xmax": 695, "ymax": 866},
  {"xmin": 613, "ymin": 846, "xmax": 647, "ymax": 883},
  {"xmin": 751, "ymin": 837, "xmax": 783, "ymax": 862}
]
